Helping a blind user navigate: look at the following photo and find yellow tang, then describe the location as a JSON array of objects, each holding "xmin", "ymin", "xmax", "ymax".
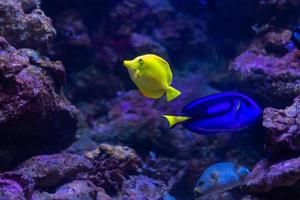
[{"xmin": 123, "ymin": 54, "xmax": 181, "ymax": 102}]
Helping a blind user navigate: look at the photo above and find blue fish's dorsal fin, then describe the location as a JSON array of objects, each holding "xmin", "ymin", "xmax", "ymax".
[{"xmin": 206, "ymin": 102, "xmax": 231, "ymax": 114}]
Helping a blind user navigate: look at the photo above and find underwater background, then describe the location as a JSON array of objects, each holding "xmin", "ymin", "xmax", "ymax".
[{"xmin": 0, "ymin": 0, "xmax": 300, "ymax": 199}]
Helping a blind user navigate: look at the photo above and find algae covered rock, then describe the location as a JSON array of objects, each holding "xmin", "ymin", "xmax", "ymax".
[
  {"xmin": 242, "ymin": 157, "xmax": 300, "ymax": 193},
  {"xmin": 230, "ymin": 49, "xmax": 300, "ymax": 106},
  {"xmin": 31, "ymin": 180, "xmax": 112, "ymax": 200},
  {"xmin": 13, "ymin": 154, "xmax": 93, "ymax": 188},
  {"xmin": 85, "ymin": 143, "xmax": 143, "ymax": 195},
  {"xmin": 263, "ymin": 96, "xmax": 300, "ymax": 153},
  {"xmin": 242, "ymin": 95, "xmax": 300, "ymax": 196},
  {"xmin": 0, "ymin": 0, "xmax": 56, "ymax": 48},
  {"xmin": 0, "ymin": 37, "xmax": 79, "ymax": 169},
  {"xmin": 119, "ymin": 175, "xmax": 168, "ymax": 200},
  {"xmin": 0, "ymin": 178, "xmax": 27, "ymax": 200}
]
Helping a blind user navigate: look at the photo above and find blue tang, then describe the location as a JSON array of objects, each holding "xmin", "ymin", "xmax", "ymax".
[
  {"xmin": 194, "ymin": 162, "xmax": 250, "ymax": 198},
  {"xmin": 291, "ymin": 25, "xmax": 300, "ymax": 50},
  {"xmin": 285, "ymin": 25, "xmax": 300, "ymax": 51},
  {"xmin": 163, "ymin": 92, "xmax": 262, "ymax": 134}
]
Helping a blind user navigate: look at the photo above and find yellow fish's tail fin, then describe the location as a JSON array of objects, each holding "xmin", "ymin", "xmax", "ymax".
[
  {"xmin": 163, "ymin": 115, "xmax": 191, "ymax": 128},
  {"xmin": 166, "ymin": 86, "xmax": 181, "ymax": 102}
]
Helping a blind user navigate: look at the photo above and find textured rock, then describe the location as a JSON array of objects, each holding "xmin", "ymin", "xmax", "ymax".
[
  {"xmin": 242, "ymin": 157, "xmax": 300, "ymax": 193},
  {"xmin": 263, "ymin": 96, "xmax": 300, "ymax": 152},
  {"xmin": 0, "ymin": 37, "xmax": 78, "ymax": 169},
  {"xmin": 0, "ymin": 172, "xmax": 34, "ymax": 199},
  {"xmin": 0, "ymin": 0, "xmax": 56, "ymax": 48},
  {"xmin": 0, "ymin": 178, "xmax": 26, "ymax": 200},
  {"xmin": 229, "ymin": 48, "xmax": 300, "ymax": 106},
  {"xmin": 119, "ymin": 175, "xmax": 168, "ymax": 200},
  {"xmin": 263, "ymin": 30, "xmax": 291, "ymax": 55},
  {"xmin": 85, "ymin": 144, "xmax": 142, "ymax": 195},
  {"xmin": 12, "ymin": 154, "xmax": 93, "ymax": 188},
  {"xmin": 31, "ymin": 180, "xmax": 112, "ymax": 200}
]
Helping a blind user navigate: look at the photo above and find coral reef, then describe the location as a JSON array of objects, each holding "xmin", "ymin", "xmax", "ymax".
[
  {"xmin": 243, "ymin": 157, "xmax": 300, "ymax": 193},
  {"xmin": 85, "ymin": 143, "xmax": 143, "ymax": 195},
  {"xmin": 13, "ymin": 154, "xmax": 93, "ymax": 188},
  {"xmin": 229, "ymin": 43, "xmax": 300, "ymax": 106},
  {"xmin": 0, "ymin": 178, "xmax": 27, "ymax": 200},
  {"xmin": 31, "ymin": 180, "xmax": 112, "ymax": 200},
  {"xmin": 263, "ymin": 96, "xmax": 300, "ymax": 153},
  {"xmin": 0, "ymin": 0, "xmax": 56, "ymax": 49},
  {"xmin": 2, "ymin": 0, "xmax": 300, "ymax": 199},
  {"xmin": 0, "ymin": 37, "xmax": 78, "ymax": 169},
  {"xmin": 242, "ymin": 95, "xmax": 300, "ymax": 198},
  {"xmin": 119, "ymin": 175, "xmax": 168, "ymax": 199}
]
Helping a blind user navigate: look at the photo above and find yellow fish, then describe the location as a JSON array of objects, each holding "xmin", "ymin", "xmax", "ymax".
[{"xmin": 123, "ymin": 54, "xmax": 181, "ymax": 102}]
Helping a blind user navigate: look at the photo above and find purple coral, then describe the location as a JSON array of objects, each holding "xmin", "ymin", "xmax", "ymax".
[
  {"xmin": 0, "ymin": 37, "xmax": 78, "ymax": 169},
  {"xmin": 85, "ymin": 143, "xmax": 143, "ymax": 195},
  {"xmin": 0, "ymin": 0, "xmax": 56, "ymax": 49}
]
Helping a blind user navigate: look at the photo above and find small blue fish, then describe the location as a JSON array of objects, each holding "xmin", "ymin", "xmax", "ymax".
[
  {"xmin": 291, "ymin": 25, "xmax": 300, "ymax": 49},
  {"xmin": 194, "ymin": 162, "xmax": 250, "ymax": 198},
  {"xmin": 285, "ymin": 25, "xmax": 300, "ymax": 51},
  {"xmin": 163, "ymin": 92, "xmax": 262, "ymax": 134}
]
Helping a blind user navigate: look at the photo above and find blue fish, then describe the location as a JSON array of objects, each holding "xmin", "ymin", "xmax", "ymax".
[
  {"xmin": 194, "ymin": 162, "xmax": 250, "ymax": 198},
  {"xmin": 163, "ymin": 92, "xmax": 262, "ymax": 134},
  {"xmin": 291, "ymin": 25, "xmax": 300, "ymax": 49},
  {"xmin": 285, "ymin": 25, "xmax": 300, "ymax": 51}
]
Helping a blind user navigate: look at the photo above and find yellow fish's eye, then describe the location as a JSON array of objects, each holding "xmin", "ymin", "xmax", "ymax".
[{"xmin": 138, "ymin": 58, "xmax": 143, "ymax": 64}]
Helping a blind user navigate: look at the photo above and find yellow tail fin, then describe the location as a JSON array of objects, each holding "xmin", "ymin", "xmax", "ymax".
[
  {"xmin": 163, "ymin": 115, "xmax": 191, "ymax": 128},
  {"xmin": 166, "ymin": 86, "xmax": 182, "ymax": 102}
]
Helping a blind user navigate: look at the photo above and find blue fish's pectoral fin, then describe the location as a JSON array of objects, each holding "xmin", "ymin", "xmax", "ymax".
[{"xmin": 163, "ymin": 115, "xmax": 191, "ymax": 128}]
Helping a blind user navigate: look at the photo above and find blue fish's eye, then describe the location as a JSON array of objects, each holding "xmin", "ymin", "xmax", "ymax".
[{"xmin": 197, "ymin": 181, "xmax": 204, "ymax": 186}]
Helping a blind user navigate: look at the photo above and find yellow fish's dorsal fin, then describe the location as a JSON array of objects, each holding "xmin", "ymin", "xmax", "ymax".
[
  {"xmin": 163, "ymin": 115, "xmax": 191, "ymax": 128},
  {"xmin": 149, "ymin": 54, "xmax": 169, "ymax": 65}
]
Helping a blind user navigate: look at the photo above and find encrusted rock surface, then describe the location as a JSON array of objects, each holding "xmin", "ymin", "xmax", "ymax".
[
  {"xmin": 85, "ymin": 143, "xmax": 143, "ymax": 195},
  {"xmin": 119, "ymin": 175, "xmax": 168, "ymax": 200},
  {"xmin": 242, "ymin": 157, "xmax": 300, "ymax": 193},
  {"xmin": 13, "ymin": 154, "xmax": 93, "ymax": 188},
  {"xmin": 242, "ymin": 95, "xmax": 300, "ymax": 196},
  {"xmin": 0, "ymin": 0, "xmax": 56, "ymax": 48},
  {"xmin": 0, "ymin": 178, "xmax": 26, "ymax": 200},
  {"xmin": 263, "ymin": 96, "xmax": 300, "ymax": 152},
  {"xmin": 31, "ymin": 180, "xmax": 112, "ymax": 200},
  {"xmin": 0, "ymin": 37, "xmax": 79, "ymax": 169},
  {"xmin": 230, "ymin": 48, "xmax": 300, "ymax": 106}
]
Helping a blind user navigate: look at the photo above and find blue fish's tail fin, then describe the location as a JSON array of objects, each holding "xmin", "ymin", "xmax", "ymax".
[
  {"xmin": 166, "ymin": 86, "xmax": 181, "ymax": 102},
  {"xmin": 163, "ymin": 115, "xmax": 191, "ymax": 128},
  {"xmin": 285, "ymin": 41, "xmax": 296, "ymax": 52}
]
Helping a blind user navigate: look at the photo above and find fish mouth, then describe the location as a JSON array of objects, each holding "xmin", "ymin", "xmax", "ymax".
[
  {"xmin": 193, "ymin": 187, "xmax": 204, "ymax": 197},
  {"xmin": 123, "ymin": 60, "xmax": 131, "ymax": 68}
]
